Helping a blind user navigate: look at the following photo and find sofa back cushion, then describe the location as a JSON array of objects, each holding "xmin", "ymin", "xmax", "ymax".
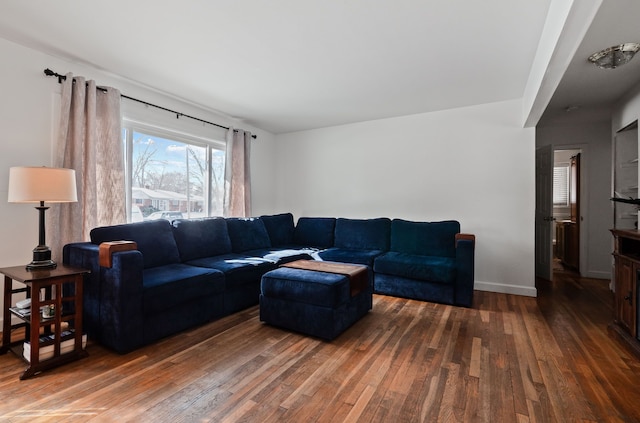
[
  {"xmin": 294, "ymin": 217, "xmax": 336, "ymax": 248},
  {"xmin": 226, "ymin": 217, "xmax": 272, "ymax": 252},
  {"xmin": 390, "ymin": 219, "xmax": 460, "ymax": 257},
  {"xmin": 260, "ymin": 213, "xmax": 295, "ymax": 247},
  {"xmin": 334, "ymin": 218, "xmax": 391, "ymax": 251},
  {"xmin": 90, "ymin": 219, "xmax": 181, "ymax": 269},
  {"xmin": 171, "ymin": 218, "xmax": 232, "ymax": 261}
]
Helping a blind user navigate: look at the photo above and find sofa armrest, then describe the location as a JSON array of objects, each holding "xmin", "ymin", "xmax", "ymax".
[
  {"xmin": 99, "ymin": 250, "xmax": 145, "ymax": 353},
  {"xmin": 63, "ymin": 241, "xmax": 145, "ymax": 353},
  {"xmin": 455, "ymin": 233, "xmax": 475, "ymax": 246},
  {"xmin": 99, "ymin": 241, "xmax": 138, "ymax": 268},
  {"xmin": 63, "ymin": 242, "xmax": 101, "ymax": 275},
  {"xmin": 63, "ymin": 242, "xmax": 103, "ymax": 336},
  {"xmin": 454, "ymin": 233, "xmax": 475, "ymax": 307}
]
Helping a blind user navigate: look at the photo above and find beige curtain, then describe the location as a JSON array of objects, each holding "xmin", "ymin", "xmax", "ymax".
[
  {"xmin": 223, "ymin": 128, "xmax": 252, "ymax": 217},
  {"xmin": 48, "ymin": 73, "xmax": 125, "ymax": 261}
]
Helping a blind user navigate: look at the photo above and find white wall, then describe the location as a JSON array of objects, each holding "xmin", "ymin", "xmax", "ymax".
[
  {"xmin": 274, "ymin": 100, "xmax": 537, "ymax": 297},
  {"xmin": 0, "ymin": 38, "xmax": 59, "ymax": 268},
  {"xmin": 613, "ymin": 80, "xmax": 640, "ymax": 132},
  {"xmin": 536, "ymin": 119, "xmax": 612, "ymax": 279}
]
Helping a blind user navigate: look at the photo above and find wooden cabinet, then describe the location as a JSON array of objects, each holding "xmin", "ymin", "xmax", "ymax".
[
  {"xmin": 610, "ymin": 229, "xmax": 640, "ymax": 353},
  {"xmin": 614, "ymin": 254, "xmax": 637, "ymax": 336}
]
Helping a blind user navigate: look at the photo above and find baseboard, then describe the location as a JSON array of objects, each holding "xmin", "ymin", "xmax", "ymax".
[
  {"xmin": 474, "ymin": 281, "xmax": 537, "ymax": 297},
  {"xmin": 584, "ymin": 270, "xmax": 611, "ymax": 280}
]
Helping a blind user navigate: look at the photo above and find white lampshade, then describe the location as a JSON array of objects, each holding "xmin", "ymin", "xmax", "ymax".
[{"xmin": 8, "ymin": 166, "xmax": 78, "ymax": 203}]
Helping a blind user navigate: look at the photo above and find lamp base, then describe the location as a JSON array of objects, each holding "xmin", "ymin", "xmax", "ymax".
[
  {"xmin": 26, "ymin": 245, "xmax": 57, "ymax": 271},
  {"xmin": 26, "ymin": 260, "xmax": 57, "ymax": 271}
]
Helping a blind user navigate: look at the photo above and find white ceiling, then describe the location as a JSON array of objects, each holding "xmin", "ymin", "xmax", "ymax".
[
  {"xmin": 1, "ymin": 1, "xmax": 637, "ymax": 134},
  {"xmin": 539, "ymin": 0, "xmax": 640, "ymax": 126}
]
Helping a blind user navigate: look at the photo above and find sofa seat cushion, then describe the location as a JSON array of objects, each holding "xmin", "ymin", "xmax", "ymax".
[
  {"xmin": 318, "ymin": 248, "xmax": 384, "ymax": 267},
  {"xmin": 374, "ymin": 252, "xmax": 456, "ymax": 284},
  {"xmin": 185, "ymin": 254, "xmax": 277, "ymax": 288},
  {"xmin": 261, "ymin": 267, "xmax": 351, "ymax": 308},
  {"xmin": 142, "ymin": 264, "xmax": 225, "ymax": 314}
]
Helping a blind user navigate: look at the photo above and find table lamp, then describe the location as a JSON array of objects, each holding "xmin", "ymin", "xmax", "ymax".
[{"xmin": 7, "ymin": 166, "xmax": 78, "ymax": 270}]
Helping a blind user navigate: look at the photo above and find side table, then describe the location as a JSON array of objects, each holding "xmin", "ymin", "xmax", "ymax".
[{"xmin": 0, "ymin": 264, "xmax": 89, "ymax": 379}]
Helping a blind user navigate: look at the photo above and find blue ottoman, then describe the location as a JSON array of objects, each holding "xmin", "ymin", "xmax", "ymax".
[{"xmin": 259, "ymin": 261, "xmax": 373, "ymax": 340}]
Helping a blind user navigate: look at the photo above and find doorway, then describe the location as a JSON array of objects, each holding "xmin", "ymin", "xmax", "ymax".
[
  {"xmin": 535, "ymin": 145, "xmax": 586, "ymax": 280},
  {"xmin": 552, "ymin": 149, "xmax": 581, "ymax": 274}
]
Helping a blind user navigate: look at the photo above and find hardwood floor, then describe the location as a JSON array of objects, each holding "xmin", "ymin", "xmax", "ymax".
[{"xmin": 1, "ymin": 272, "xmax": 640, "ymax": 422}]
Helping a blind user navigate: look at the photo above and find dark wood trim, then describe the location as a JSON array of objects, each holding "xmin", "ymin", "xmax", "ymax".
[
  {"xmin": 455, "ymin": 232, "xmax": 475, "ymax": 246},
  {"xmin": 98, "ymin": 241, "xmax": 137, "ymax": 268}
]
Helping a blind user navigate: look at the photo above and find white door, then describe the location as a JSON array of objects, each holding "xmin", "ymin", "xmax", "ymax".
[{"xmin": 535, "ymin": 145, "xmax": 553, "ymax": 280}]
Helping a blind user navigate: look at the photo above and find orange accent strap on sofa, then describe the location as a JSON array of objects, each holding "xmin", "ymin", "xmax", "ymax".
[
  {"xmin": 455, "ymin": 233, "xmax": 475, "ymax": 247},
  {"xmin": 99, "ymin": 241, "xmax": 138, "ymax": 268},
  {"xmin": 282, "ymin": 260, "xmax": 369, "ymax": 297}
]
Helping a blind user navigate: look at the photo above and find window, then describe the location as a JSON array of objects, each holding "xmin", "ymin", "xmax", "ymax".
[
  {"xmin": 122, "ymin": 125, "xmax": 225, "ymax": 222},
  {"xmin": 553, "ymin": 165, "xmax": 570, "ymax": 207}
]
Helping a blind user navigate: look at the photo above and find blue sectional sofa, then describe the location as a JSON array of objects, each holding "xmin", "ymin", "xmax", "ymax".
[{"xmin": 63, "ymin": 213, "xmax": 474, "ymax": 353}]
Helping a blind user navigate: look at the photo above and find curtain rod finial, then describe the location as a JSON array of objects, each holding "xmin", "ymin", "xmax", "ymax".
[{"xmin": 44, "ymin": 68, "xmax": 66, "ymax": 83}]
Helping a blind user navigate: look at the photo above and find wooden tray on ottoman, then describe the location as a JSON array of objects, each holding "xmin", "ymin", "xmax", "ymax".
[{"xmin": 281, "ymin": 260, "xmax": 368, "ymax": 297}]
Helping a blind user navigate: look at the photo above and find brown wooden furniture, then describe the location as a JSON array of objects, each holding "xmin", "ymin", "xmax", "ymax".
[
  {"xmin": 0, "ymin": 264, "xmax": 89, "ymax": 379},
  {"xmin": 98, "ymin": 240, "xmax": 137, "ymax": 268},
  {"xmin": 556, "ymin": 220, "xmax": 579, "ymax": 269},
  {"xmin": 610, "ymin": 229, "xmax": 640, "ymax": 354},
  {"xmin": 282, "ymin": 259, "xmax": 368, "ymax": 296},
  {"xmin": 569, "ymin": 154, "xmax": 580, "ymax": 234},
  {"xmin": 555, "ymin": 153, "xmax": 581, "ymax": 270}
]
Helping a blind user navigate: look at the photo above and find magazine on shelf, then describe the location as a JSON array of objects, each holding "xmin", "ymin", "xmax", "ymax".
[
  {"xmin": 9, "ymin": 306, "xmax": 31, "ymax": 318},
  {"xmin": 23, "ymin": 330, "xmax": 87, "ymax": 362}
]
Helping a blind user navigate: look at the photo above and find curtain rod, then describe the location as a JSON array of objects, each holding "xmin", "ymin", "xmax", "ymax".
[{"xmin": 43, "ymin": 68, "xmax": 257, "ymax": 139}]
